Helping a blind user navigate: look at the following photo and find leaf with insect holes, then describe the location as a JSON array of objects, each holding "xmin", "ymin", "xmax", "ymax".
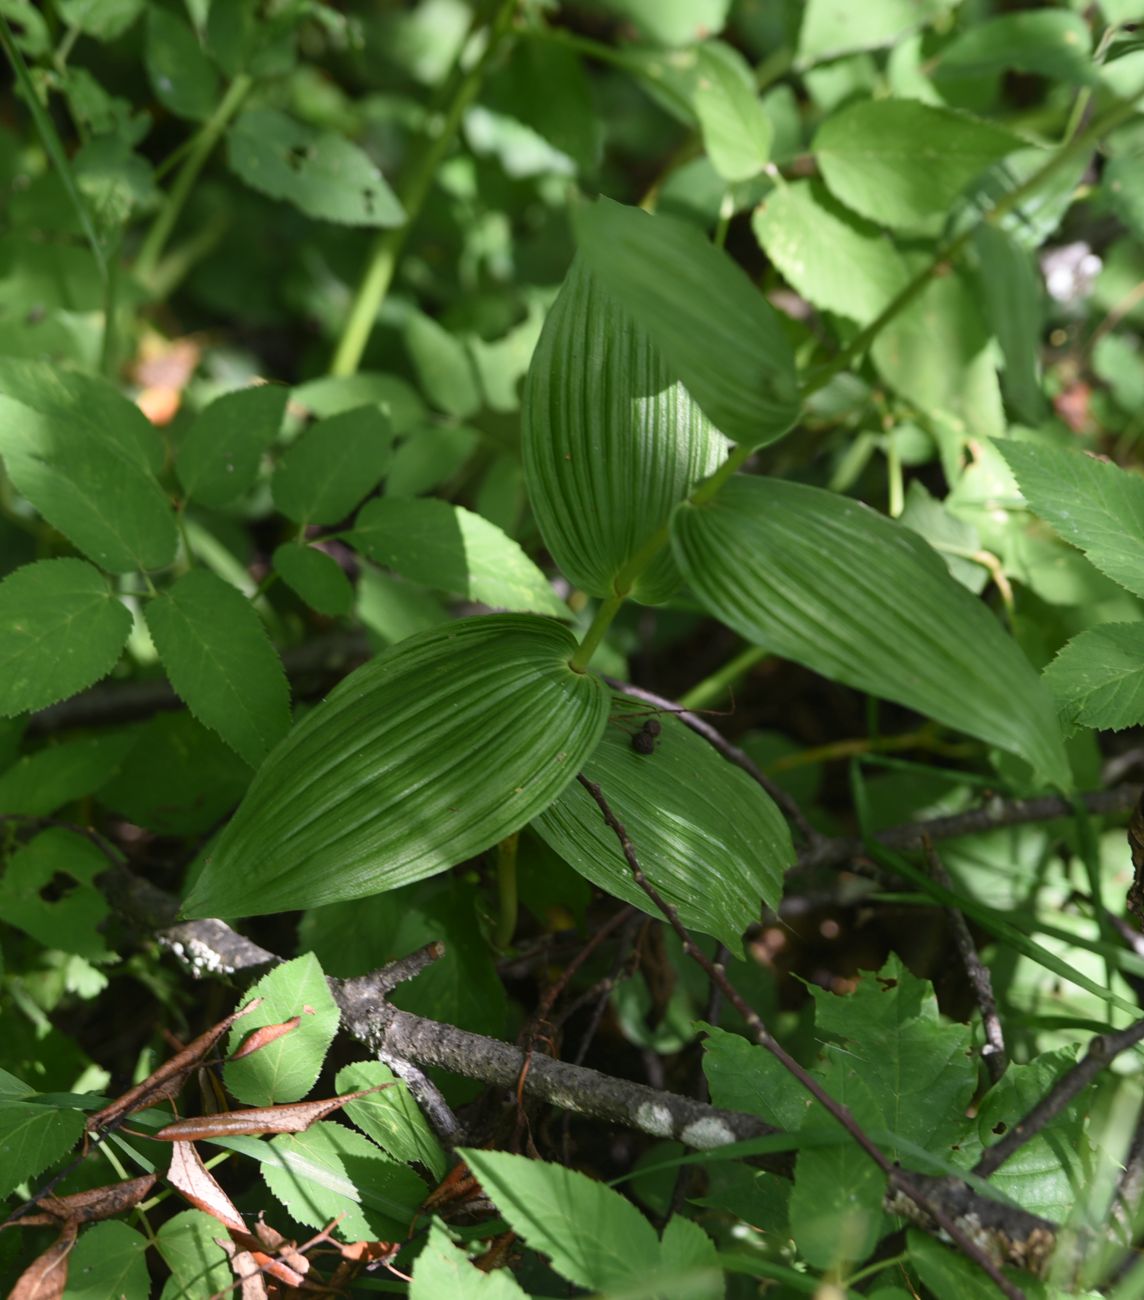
[{"xmin": 533, "ymin": 698, "xmax": 793, "ymax": 952}]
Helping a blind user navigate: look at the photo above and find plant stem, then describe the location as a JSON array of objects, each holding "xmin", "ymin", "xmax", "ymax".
[
  {"xmin": 569, "ymin": 591, "xmax": 624, "ymax": 673},
  {"xmin": 134, "ymin": 74, "xmax": 253, "ymax": 288},
  {"xmin": 330, "ymin": 0, "xmax": 517, "ymax": 377},
  {"xmin": 679, "ymin": 645, "xmax": 768, "ymax": 711},
  {"xmin": 494, "ymin": 831, "xmax": 520, "ymax": 950}
]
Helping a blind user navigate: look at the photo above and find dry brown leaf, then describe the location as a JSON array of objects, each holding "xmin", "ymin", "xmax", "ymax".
[
  {"xmin": 168, "ymin": 1142, "xmax": 245, "ymax": 1233},
  {"xmin": 9, "ymin": 1222, "xmax": 78, "ymax": 1300},
  {"xmin": 229, "ymin": 1018, "xmax": 302, "ymax": 1062},
  {"xmin": 153, "ymin": 1083, "xmax": 393, "ymax": 1141}
]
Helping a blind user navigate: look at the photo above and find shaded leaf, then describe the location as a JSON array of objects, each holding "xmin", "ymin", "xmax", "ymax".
[
  {"xmin": 176, "ymin": 385, "xmax": 288, "ymax": 507},
  {"xmin": 703, "ymin": 1026, "xmax": 806, "ymax": 1132},
  {"xmin": 145, "ymin": 7, "xmax": 218, "ymax": 120},
  {"xmin": 0, "ymin": 733, "xmax": 135, "ymax": 816},
  {"xmin": 0, "ymin": 561, "xmax": 131, "ymax": 717},
  {"xmin": 0, "ymin": 829, "xmax": 112, "ymax": 960},
  {"xmin": 404, "ymin": 313, "xmax": 481, "ymax": 419},
  {"xmin": 272, "ymin": 543, "xmax": 354, "ymax": 617},
  {"xmin": 228, "ymin": 108, "xmax": 404, "ymax": 226},
  {"xmin": 58, "ymin": 1222, "xmax": 149, "ymax": 1300},
  {"xmin": 145, "ymin": 570, "xmax": 291, "ymax": 768},
  {"xmin": 387, "ymin": 423, "xmax": 479, "ymax": 497},
  {"xmin": 337, "ymin": 1061, "xmax": 447, "ymax": 1182},
  {"xmin": 972, "ymin": 225, "xmax": 1046, "ymax": 423},
  {"xmin": 693, "ymin": 42, "xmax": 772, "ymax": 182},
  {"xmin": 0, "ymin": 1101, "xmax": 85, "ymax": 1199},
  {"xmin": 1043, "ymin": 623, "xmax": 1144, "ymax": 733},
  {"xmin": 155, "ymin": 1210, "xmax": 233, "ymax": 1300},
  {"xmin": 574, "ymin": 198, "xmax": 799, "ymax": 447},
  {"xmin": 183, "ymin": 615, "xmax": 608, "ymax": 919},
  {"xmin": 814, "ymin": 100, "xmax": 1023, "ymax": 229},
  {"xmin": 900, "ymin": 481, "xmax": 988, "ymax": 595},
  {"xmin": 272, "ymin": 405, "xmax": 392, "ymax": 526},
  {"xmin": 533, "ymin": 699, "xmax": 793, "ymax": 952},
  {"xmin": 934, "ymin": 10, "xmax": 1098, "ymax": 85},
  {"xmin": 348, "ymin": 497, "xmax": 568, "ymax": 618},
  {"xmin": 671, "ymin": 476, "xmax": 1070, "ymax": 788}
]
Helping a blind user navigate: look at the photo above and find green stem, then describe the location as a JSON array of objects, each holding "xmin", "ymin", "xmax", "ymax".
[
  {"xmin": 801, "ymin": 86, "xmax": 1144, "ymax": 398},
  {"xmin": 494, "ymin": 831, "xmax": 520, "ymax": 949},
  {"xmin": 680, "ymin": 645, "xmax": 768, "ymax": 711},
  {"xmin": 569, "ymin": 590, "xmax": 625, "ymax": 673},
  {"xmin": 134, "ymin": 74, "xmax": 253, "ymax": 288},
  {"xmin": 330, "ymin": 0, "xmax": 517, "ymax": 377}
]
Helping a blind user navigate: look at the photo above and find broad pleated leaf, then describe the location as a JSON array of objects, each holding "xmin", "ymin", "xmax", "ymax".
[
  {"xmin": 182, "ymin": 615, "xmax": 608, "ymax": 919},
  {"xmin": 0, "ymin": 559, "xmax": 131, "ymax": 716},
  {"xmin": 145, "ymin": 570, "xmax": 291, "ymax": 768},
  {"xmin": 1044, "ymin": 623, "xmax": 1144, "ymax": 733},
  {"xmin": 574, "ymin": 198, "xmax": 799, "ymax": 447},
  {"xmin": 522, "ymin": 256, "xmax": 729, "ymax": 603},
  {"xmin": 348, "ymin": 497, "xmax": 569, "ymax": 618},
  {"xmin": 814, "ymin": 100, "xmax": 1023, "ymax": 229},
  {"xmin": 998, "ymin": 440, "xmax": 1144, "ymax": 599},
  {"xmin": 533, "ymin": 699, "xmax": 793, "ymax": 951},
  {"xmin": 671, "ymin": 477, "xmax": 1070, "ymax": 789}
]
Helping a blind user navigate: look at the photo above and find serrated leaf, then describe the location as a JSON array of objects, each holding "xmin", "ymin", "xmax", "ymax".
[
  {"xmin": 272, "ymin": 405, "xmax": 392, "ymax": 525},
  {"xmin": 404, "ymin": 312, "xmax": 481, "ymax": 419},
  {"xmin": 814, "ymin": 100, "xmax": 1024, "ymax": 229},
  {"xmin": 145, "ymin": 570, "xmax": 291, "ymax": 768},
  {"xmin": 460, "ymin": 1148, "xmax": 660, "ymax": 1290},
  {"xmin": 0, "ymin": 365, "xmax": 176, "ymax": 572},
  {"xmin": 671, "ymin": 476, "xmax": 1070, "ymax": 789},
  {"xmin": 223, "ymin": 954, "xmax": 339, "ymax": 1106},
  {"xmin": 998, "ymin": 441, "xmax": 1144, "ymax": 600},
  {"xmin": 0, "ymin": 732, "xmax": 136, "ymax": 815},
  {"xmin": 522, "ymin": 256, "xmax": 729, "ymax": 603},
  {"xmin": 753, "ymin": 179, "xmax": 908, "ymax": 323},
  {"xmin": 533, "ymin": 699, "xmax": 793, "ymax": 952},
  {"xmin": 0, "ymin": 1100, "xmax": 84, "ymax": 1198},
  {"xmin": 1043, "ymin": 623, "xmax": 1144, "ymax": 733},
  {"xmin": 156, "ymin": 1211, "xmax": 232, "ymax": 1300},
  {"xmin": 61, "ymin": 1221, "xmax": 149, "ymax": 1300},
  {"xmin": 972, "ymin": 225, "xmax": 1046, "ymax": 424},
  {"xmin": 182, "ymin": 615, "xmax": 608, "ymax": 919},
  {"xmin": 273, "ymin": 543, "xmax": 354, "ymax": 617},
  {"xmin": 703, "ymin": 1026, "xmax": 807, "ymax": 1132},
  {"xmin": 176, "ymin": 385, "xmax": 288, "ymax": 506},
  {"xmin": 145, "ymin": 7, "xmax": 219, "ymax": 121},
  {"xmin": 0, "ymin": 829, "xmax": 112, "ymax": 960},
  {"xmin": 412, "ymin": 1221, "xmax": 529, "ymax": 1299},
  {"xmin": 934, "ymin": 10, "xmax": 1098, "ymax": 85},
  {"xmin": 0, "ymin": 560, "xmax": 131, "ymax": 716},
  {"xmin": 348, "ymin": 498, "xmax": 568, "ymax": 618},
  {"xmin": 228, "ymin": 108, "xmax": 404, "ymax": 226},
  {"xmin": 574, "ymin": 199, "xmax": 799, "ymax": 448},
  {"xmin": 693, "ymin": 42, "xmax": 772, "ymax": 182},
  {"xmin": 337, "ymin": 1061, "xmax": 447, "ymax": 1181},
  {"xmin": 261, "ymin": 1121, "xmax": 425, "ymax": 1242}
]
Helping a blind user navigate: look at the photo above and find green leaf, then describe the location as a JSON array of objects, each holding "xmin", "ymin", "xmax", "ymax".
[
  {"xmin": 272, "ymin": 405, "xmax": 392, "ymax": 525},
  {"xmin": 797, "ymin": 0, "xmax": 954, "ymax": 63},
  {"xmin": 337, "ymin": 1060, "xmax": 447, "ymax": 1181},
  {"xmin": 1106, "ymin": 155, "xmax": 1144, "ymax": 241},
  {"xmin": 909, "ymin": 1230, "xmax": 1010, "ymax": 1300},
  {"xmin": 753, "ymin": 179, "xmax": 908, "ymax": 323},
  {"xmin": 460, "ymin": 1148, "xmax": 661, "ymax": 1290},
  {"xmin": 998, "ymin": 441, "xmax": 1144, "ymax": 600},
  {"xmin": 145, "ymin": 570, "xmax": 291, "ymax": 768},
  {"xmin": 387, "ymin": 424, "xmax": 479, "ymax": 497},
  {"xmin": 573, "ymin": 199, "xmax": 799, "ymax": 448},
  {"xmin": 261, "ymin": 1121, "xmax": 426, "ymax": 1242},
  {"xmin": 144, "ymin": 7, "xmax": 219, "ymax": 121},
  {"xmin": 523, "ymin": 256, "xmax": 728, "ymax": 603},
  {"xmin": 0, "ymin": 829, "xmax": 112, "ymax": 960},
  {"xmin": 814, "ymin": 100, "xmax": 1024, "ymax": 229},
  {"xmin": 934, "ymin": 11, "xmax": 1098, "ymax": 85},
  {"xmin": 176, "ymin": 385, "xmax": 288, "ymax": 506},
  {"xmin": 412, "ymin": 1222, "xmax": 529, "ymax": 1299},
  {"xmin": 0, "ymin": 732, "xmax": 136, "ymax": 815},
  {"xmin": 183, "ymin": 615, "xmax": 608, "ymax": 919},
  {"xmin": 671, "ymin": 477, "xmax": 1070, "ymax": 789},
  {"xmin": 223, "ymin": 953, "xmax": 339, "ymax": 1105},
  {"xmin": 693, "ymin": 42, "xmax": 772, "ymax": 182},
  {"xmin": 703, "ymin": 1026, "xmax": 807, "ymax": 1131},
  {"xmin": 156, "ymin": 1211, "xmax": 232, "ymax": 1300},
  {"xmin": 595, "ymin": 0, "xmax": 730, "ymax": 47},
  {"xmin": 228, "ymin": 108, "xmax": 404, "ymax": 226},
  {"xmin": 0, "ymin": 1098, "xmax": 84, "ymax": 1198},
  {"xmin": 533, "ymin": 699, "xmax": 793, "ymax": 952},
  {"xmin": 0, "ymin": 560, "xmax": 131, "ymax": 716},
  {"xmin": 56, "ymin": 0, "xmax": 144, "ymax": 41},
  {"xmin": 62, "ymin": 1221, "xmax": 149, "ymax": 1300},
  {"xmin": 1043, "ymin": 623, "xmax": 1144, "ymax": 733},
  {"xmin": 0, "ymin": 364, "xmax": 176, "ymax": 573},
  {"xmin": 348, "ymin": 497, "xmax": 569, "ymax": 618},
  {"xmin": 291, "ymin": 372, "xmax": 425, "ymax": 434},
  {"xmin": 971, "ymin": 225, "xmax": 1046, "ymax": 424},
  {"xmin": 404, "ymin": 312, "xmax": 481, "ymax": 419},
  {"xmin": 273, "ymin": 543, "xmax": 354, "ymax": 617}
]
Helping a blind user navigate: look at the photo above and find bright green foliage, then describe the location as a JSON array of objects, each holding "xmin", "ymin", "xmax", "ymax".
[
  {"xmin": 144, "ymin": 569, "xmax": 291, "ymax": 768},
  {"xmin": 1044, "ymin": 623, "xmax": 1144, "ymax": 732},
  {"xmin": 155, "ymin": 1211, "xmax": 233, "ymax": 1300},
  {"xmin": 0, "ymin": 1098, "xmax": 85, "ymax": 1198},
  {"xmin": 672, "ymin": 477, "xmax": 1071, "ymax": 789},
  {"xmin": 597, "ymin": 0, "xmax": 731, "ymax": 47},
  {"xmin": 0, "ymin": 830, "xmax": 112, "ymax": 959},
  {"xmin": 693, "ymin": 42, "xmax": 772, "ymax": 182},
  {"xmin": 411, "ymin": 1222, "xmax": 529, "ymax": 1299},
  {"xmin": 223, "ymin": 953, "xmax": 340, "ymax": 1106},
  {"xmin": 404, "ymin": 311, "xmax": 482, "ymax": 419},
  {"xmin": 574, "ymin": 199, "xmax": 800, "ymax": 447},
  {"xmin": 933, "ymin": 10, "xmax": 1098, "ymax": 85},
  {"xmin": 227, "ymin": 108, "xmax": 404, "ymax": 226},
  {"xmin": 184, "ymin": 616, "xmax": 609, "ymax": 918},
  {"xmin": 337, "ymin": 1060, "xmax": 447, "ymax": 1180},
  {"xmin": 523, "ymin": 256, "xmax": 728, "ymax": 604},
  {"xmin": 797, "ymin": 0, "xmax": 955, "ymax": 63},
  {"xmin": 175, "ymin": 384, "xmax": 289, "ymax": 507},
  {"xmin": 271, "ymin": 405, "xmax": 392, "ymax": 525},
  {"xmin": 534, "ymin": 701, "xmax": 793, "ymax": 951},
  {"xmin": 814, "ymin": 100, "xmax": 1024, "ymax": 229},
  {"xmin": 272, "ymin": 542, "xmax": 354, "ymax": 616},
  {"xmin": 0, "ymin": 560, "xmax": 131, "ymax": 716},
  {"xmin": 972, "ymin": 225, "xmax": 1047, "ymax": 424},
  {"xmin": 349, "ymin": 497, "xmax": 569, "ymax": 617},
  {"xmin": 62, "ymin": 1221, "xmax": 150, "ymax": 1300}
]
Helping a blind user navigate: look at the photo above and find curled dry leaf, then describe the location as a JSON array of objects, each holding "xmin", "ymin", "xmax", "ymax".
[
  {"xmin": 37, "ymin": 1174, "xmax": 157, "ymax": 1226},
  {"xmin": 85, "ymin": 998, "xmax": 262, "ymax": 1134},
  {"xmin": 229, "ymin": 1016, "xmax": 302, "ymax": 1061},
  {"xmin": 153, "ymin": 1081, "xmax": 395, "ymax": 1141},
  {"xmin": 168, "ymin": 1142, "xmax": 245, "ymax": 1233},
  {"xmin": 9, "ymin": 1221, "xmax": 78, "ymax": 1300}
]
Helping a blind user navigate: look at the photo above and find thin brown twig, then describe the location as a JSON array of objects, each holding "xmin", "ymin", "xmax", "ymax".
[
  {"xmin": 577, "ymin": 773, "xmax": 1027, "ymax": 1300},
  {"xmin": 923, "ymin": 836, "xmax": 1006, "ymax": 1083}
]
